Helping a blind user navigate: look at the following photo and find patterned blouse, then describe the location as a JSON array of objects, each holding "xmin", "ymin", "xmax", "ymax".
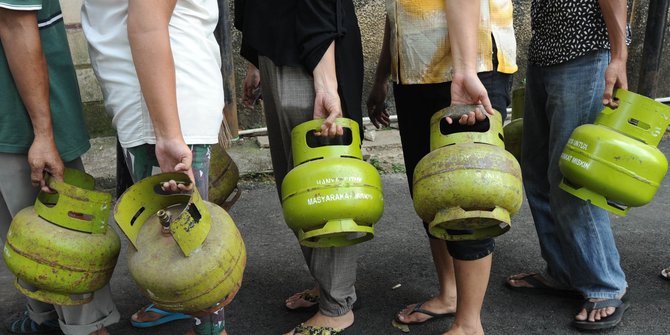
[
  {"xmin": 529, "ymin": 0, "xmax": 611, "ymax": 67},
  {"xmin": 387, "ymin": 0, "xmax": 517, "ymax": 85}
]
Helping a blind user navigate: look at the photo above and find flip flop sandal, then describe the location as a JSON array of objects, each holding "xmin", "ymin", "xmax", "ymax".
[
  {"xmin": 6, "ymin": 311, "xmax": 62, "ymax": 334},
  {"xmin": 292, "ymin": 322, "xmax": 349, "ymax": 335},
  {"xmin": 505, "ymin": 273, "xmax": 582, "ymax": 298},
  {"xmin": 192, "ymin": 309, "xmax": 225, "ymax": 335},
  {"xmin": 286, "ymin": 290, "xmax": 319, "ymax": 311},
  {"xmin": 394, "ymin": 301, "xmax": 454, "ymax": 325},
  {"xmin": 660, "ymin": 267, "xmax": 670, "ymax": 281},
  {"xmin": 130, "ymin": 304, "xmax": 191, "ymax": 328},
  {"xmin": 572, "ymin": 298, "xmax": 630, "ymax": 331}
]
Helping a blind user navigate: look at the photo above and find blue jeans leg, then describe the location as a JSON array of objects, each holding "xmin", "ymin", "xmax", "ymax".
[{"xmin": 522, "ymin": 50, "xmax": 627, "ymax": 299}]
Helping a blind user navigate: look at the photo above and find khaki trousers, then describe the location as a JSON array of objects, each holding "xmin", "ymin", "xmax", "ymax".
[{"xmin": 258, "ymin": 56, "xmax": 358, "ymax": 317}]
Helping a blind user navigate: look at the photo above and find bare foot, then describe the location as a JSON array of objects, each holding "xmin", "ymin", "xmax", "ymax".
[
  {"xmin": 575, "ymin": 298, "xmax": 616, "ymax": 322},
  {"xmin": 284, "ymin": 311, "xmax": 354, "ymax": 335},
  {"xmin": 88, "ymin": 328, "xmax": 110, "ymax": 335},
  {"xmin": 130, "ymin": 304, "xmax": 190, "ymax": 327},
  {"xmin": 506, "ymin": 272, "xmax": 550, "ymax": 288},
  {"xmin": 131, "ymin": 305, "xmax": 163, "ymax": 324},
  {"xmin": 441, "ymin": 322, "xmax": 484, "ymax": 335},
  {"xmin": 285, "ymin": 287, "xmax": 319, "ymax": 310},
  {"xmin": 396, "ymin": 297, "xmax": 456, "ymax": 324}
]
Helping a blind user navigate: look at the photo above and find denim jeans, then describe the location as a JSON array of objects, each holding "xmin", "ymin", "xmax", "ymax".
[{"xmin": 522, "ymin": 50, "xmax": 627, "ymax": 299}]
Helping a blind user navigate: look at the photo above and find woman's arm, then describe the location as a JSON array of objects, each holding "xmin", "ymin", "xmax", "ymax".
[{"xmin": 366, "ymin": 16, "xmax": 391, "ymax": 129}]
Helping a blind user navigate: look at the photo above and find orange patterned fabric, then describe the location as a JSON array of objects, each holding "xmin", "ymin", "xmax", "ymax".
[{"xmin": 388, "ymin": 0, "xmax": 517, "ymax": 84}]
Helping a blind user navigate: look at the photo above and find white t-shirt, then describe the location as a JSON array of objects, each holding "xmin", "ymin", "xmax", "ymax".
[{"xmin": 82, "ymin": 0, "xmax": 225, "ymax": 148}]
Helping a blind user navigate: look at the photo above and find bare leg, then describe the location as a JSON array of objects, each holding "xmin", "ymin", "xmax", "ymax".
[
  {"xmin": 441, "ymin": 254, "xmax": 491, "ymax": 335},
  {"xmin": 397, "ymin": 239, "xmax": 457, "ymax": 323}
]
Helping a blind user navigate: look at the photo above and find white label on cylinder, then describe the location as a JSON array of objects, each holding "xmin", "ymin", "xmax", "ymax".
[
  {"xmin": 567, "ymin": 138, "xmax": 589, "ymax": 150},
  {"xmin": 560, "ymin": 153, "xmax": 591, "ymax": 169},
  {"xmin": 307, "ymin": 192, "xmax": 373, "ymax": 205},
  {"xmin": 315, "ymin": 176, "xmax": 363, "ymax": 185}
]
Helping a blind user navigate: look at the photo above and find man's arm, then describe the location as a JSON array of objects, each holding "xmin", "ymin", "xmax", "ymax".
[
  {"xmin": 127, "ymin": 0, "xmax": 194, "ymax": 188},
  {"xmin": 599, "ymin": 0, "xmax": 628, "ymax": 107},
  {"xmin": 366, "ymin": 16, "xmax": 391, "ymax": 129},
  {"xmin": 0, "ymin": 8, "xmax": 64, "ymax": 190},
  {"xmin": 445, "ymin": 0, "xmax": 493, "ymax": 125}
]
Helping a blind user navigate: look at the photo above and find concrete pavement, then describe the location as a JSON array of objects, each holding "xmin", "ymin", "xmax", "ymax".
[{"xmin": 2, "ymin": 128, "xmax": 670, "ymax": 334}]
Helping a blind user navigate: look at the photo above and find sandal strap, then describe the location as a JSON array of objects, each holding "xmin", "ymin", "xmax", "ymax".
[
  {"xmin": 294, "ymin": 323, "xmax": 343, "ymax": 335},
  {"xmin": 582, "ymin": 299, "xmax": 623, "ymax": 312},
  {"xmin": 409, "ymin": 302, "xmax": 441, "ymax": 318},
  {"xmin": 193, "ymin": 309, "xmax": 225, "ymax": 335},
  {"xmin": 300, "ymin": 290, "xmax": 319, "ymax": 303}
]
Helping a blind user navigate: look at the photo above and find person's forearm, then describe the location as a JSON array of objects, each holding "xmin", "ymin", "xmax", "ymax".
[
  {"xmin": 373, "ymin": 17, "xmax": 391, "ymax": 84},
  {"xmin": 445, "ymin": 0, "xmax": 479, "ymax": 74},
  {"xmin": 599, "ymin": 0, "xmax": 628, "ymax": 62},
  {"xmin": 0, "ymin": 8, "xmax": 53, "ymax": 138},
  {"xmin": 127, "ymin": 0, "xmax": 182, "ymax": 141},
  {"xmin": 313, "ymin": 41, "xmax": 338, "ymax": 97}
]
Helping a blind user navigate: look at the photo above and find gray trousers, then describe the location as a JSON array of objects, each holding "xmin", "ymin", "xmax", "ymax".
[
  {"xmin": 0, "ymin": 153, "xmax": 120, "ymax": 335},
  {"xmin": 258, "ymin": 56, "xmax": 358, "ymax": 317}
]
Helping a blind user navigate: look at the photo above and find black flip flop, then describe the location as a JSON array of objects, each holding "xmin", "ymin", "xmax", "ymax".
[
  {"xmin": 505, "ymin": 273, "xmax": 582, "ymax": 298},
  {"xmin": 572, "ymin": 298, "xmax": 630, "ymax": 330},
  {"xmin": 394, "ymin": 301, "xmax": 454, "ymax": 325}
]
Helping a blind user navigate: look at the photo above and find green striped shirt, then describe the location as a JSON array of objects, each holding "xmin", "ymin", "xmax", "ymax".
[{"xmin": 0, "ymin": 0, "xmax": 90, "ymax": 162}]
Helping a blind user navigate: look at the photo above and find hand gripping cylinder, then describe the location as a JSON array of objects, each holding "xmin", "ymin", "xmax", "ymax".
[
  {"xmin": 281, "ymin": 118, "xmax": 384, "ymax": 247},
  {"xmin": 413, "ymin": 106, "xmax": 523, "ymax": 240},
  {"xmin": 114, "ymin": 173, "xmax": 246, "ymax": 313},
  {"xmin": 3, "ymin": 168, "xmax": 120, "ymax": 305},
  {"xmin": 559, "ymin": 89, "xmax": 670, "ymax": 216}
]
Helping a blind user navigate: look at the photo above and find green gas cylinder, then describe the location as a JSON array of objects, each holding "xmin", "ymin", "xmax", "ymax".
[
  {"xmin": 114, "ymin": 173, "xmax": 246, "ymax": 313},
  {"xmin": 3, "ymin": 168, "xmax": 120, "ymax": 305},
  {"xmin": 208, "ymin": 144, "xmax": 241, "ymax": 210},
  {"xmin": 413, "ymin": 106, "xmax": 523, "ymax": 240},
  {"xmin": 281, "ymin": 118, "xmax": 384, "ymax": 248},
  {"xmin": 503, "ymin": 87, "xmax": 525, "ymax": 161},
  {"xmin": 559, "ymin": 89, "xmax": 670, "ymax": 216}
]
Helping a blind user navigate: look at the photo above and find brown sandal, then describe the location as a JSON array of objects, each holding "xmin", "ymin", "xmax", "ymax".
[
  {"xmin": 286, "ymin": 290, "xmax": 319, "ymax": 311},
  {"xmin": 292, "ymin": 323, "xmax": 348, "ymax": 335}
]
